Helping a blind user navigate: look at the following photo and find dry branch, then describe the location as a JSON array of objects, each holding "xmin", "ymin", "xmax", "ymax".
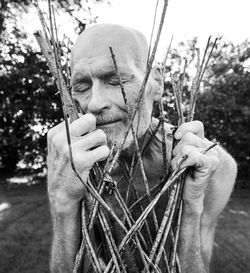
[
  {"xmin": 34, "ymin": 1, "xmax": 219, "ymax": 272},
  {"xmin": 107, "ymin": 0, "xmax": 170, "ymax": 176},
  {"xmin": 34, "ymin": 31, "xmax": 78, "ymax": 121}
]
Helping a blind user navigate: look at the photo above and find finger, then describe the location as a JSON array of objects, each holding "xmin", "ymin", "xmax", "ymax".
[
  {"xmin": 183, "ymin": 151, "xmax": 219, "ymax": 181},
  {"xmin": 50, "ymin": 114, "xmax": 96, "ymax": 151},
  {"xmin": 47, "ymin": 120, "xmax": 65, "ymax": 142},
  {"xmin": 88, "ymin": 145, "xmax": 110, "ymax": 163},
  {"xmin": 73, "ymin": 129, "xmax": 107, "ymax": 151},
  {"xmin": 174, "ymin": 120, "xmax": 204, "ymax": 140},
  {"xmin": 173, "ymin": 132, "xmax": 211, "ymax": 156},
  {"xmin": 171, "ymin": 145, "xmax": 219, "ymax": 172},
  {"xmin": 70, "ymin": 145, "xmax": 109, "ymax": 171},
  {"xmin": 70, "ymin": 113, "xmax": 96, "ymax": 136},
  {"xmin": 172, "ymin": 145, "xmax": 196, "ymax": 169}
]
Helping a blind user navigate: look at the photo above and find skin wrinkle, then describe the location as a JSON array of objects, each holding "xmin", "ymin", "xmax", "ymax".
[
  {"xmin": 70, "ymin": 25, "xmax": 159, "ymax": 151},
  {"xmin": 47, "ymin": 24, "xmax": 237, "ymax": 273}
]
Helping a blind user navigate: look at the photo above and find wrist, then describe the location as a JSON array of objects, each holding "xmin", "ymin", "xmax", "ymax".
[
  {"xmin": 182, "ymin": 194, "xmax": 204, "ymax": 217},
  {"xmin": 49, "ymin": 190, "xmax": 81, "ymax": 215}
]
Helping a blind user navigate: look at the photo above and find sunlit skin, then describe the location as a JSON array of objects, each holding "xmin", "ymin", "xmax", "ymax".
[{"xmin": 47, "ymin": 24, "xmax": 237, "ymax": 272}]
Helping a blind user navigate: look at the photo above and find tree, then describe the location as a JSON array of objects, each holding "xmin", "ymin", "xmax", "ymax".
[
  {"xmin": 162, "ymin": 40, "xmax": 250, "ymax": 187},
  {"xmin": 196, "ymin": 41, "xmax": 250, "ymax": 187},
  {"xmin": 0, "ymin": 0, "xmax": 109, "ymax": 173}
]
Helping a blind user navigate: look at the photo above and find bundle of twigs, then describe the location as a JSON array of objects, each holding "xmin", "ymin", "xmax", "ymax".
[{"xmin": 34, "ymin": 1, "xmax": 217, "ymax": 272}]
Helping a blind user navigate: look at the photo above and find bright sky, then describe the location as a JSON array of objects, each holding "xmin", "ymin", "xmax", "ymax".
[
  {"xmin": 96, "ymin": 0, "xmax": 250, "ymax": 51},
  {"xmin": 27, "ymin": 0, "xmax": 250, "ymax": 57}
]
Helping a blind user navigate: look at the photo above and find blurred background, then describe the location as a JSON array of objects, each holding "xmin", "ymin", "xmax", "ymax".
[{"xmin": 0, "ymin": 0, "xmax": 249, "ymax": 272}]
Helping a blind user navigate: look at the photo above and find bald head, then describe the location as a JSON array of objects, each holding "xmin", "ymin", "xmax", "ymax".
[
  {"xmin": 70, "ymin": 24, "xmax": 163, "ymax": 150},
  {"xmin": 71, "ymin": 24, "xmax": 149, "ymax": 71}
]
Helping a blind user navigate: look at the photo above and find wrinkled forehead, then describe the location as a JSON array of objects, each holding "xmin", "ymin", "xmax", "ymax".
[{"xmin": 71, "ymin": 24, "xmax": 149, "ymax": 71}]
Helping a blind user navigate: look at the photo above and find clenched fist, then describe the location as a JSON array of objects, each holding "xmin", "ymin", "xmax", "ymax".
[
  {"xmin": 171, "ymin": 121, "xmax": 220, "ymax": 212},
  {"xmin": 47, "ymin": 114, "xmax": 110, "ymax": 207}
]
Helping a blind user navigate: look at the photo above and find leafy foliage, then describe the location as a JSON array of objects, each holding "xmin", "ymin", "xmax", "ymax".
[
  {"xmin": 0, "ymin": 42, "xmax": 61, "ymax": 172},
  {"xmin": 0, "ymin": 0, "xmax": 107, "ymax": 173},
  {"xmin": 196, "ymin": 41, "xmax": 250, "ymax": 185}
]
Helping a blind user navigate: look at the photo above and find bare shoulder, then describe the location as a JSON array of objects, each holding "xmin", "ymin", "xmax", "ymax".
[{"xmin": 147, "ymin": 118, "xmax": 237, "ymax": 225}]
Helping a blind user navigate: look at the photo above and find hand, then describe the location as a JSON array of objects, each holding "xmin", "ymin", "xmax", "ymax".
[
  {"xmin": 47, "ymin": 114, "xmax": 110, "ymax": 207},
  {"xmin": 171, "ymin": 121, "xmax": 220, "ymax": 212}
]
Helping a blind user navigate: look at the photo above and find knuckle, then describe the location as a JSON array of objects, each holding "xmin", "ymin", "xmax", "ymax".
[
  {"xmin": 47, "ymin": 122, "xmax": 65, "ymax": 142},
  {"xmin": 181, "ymin": 144, "xmax": 192, "ymax": 155},
  {"xmin": 52, "ymin": 133, "xmax": 63, "ymax": 149},
  {"xmin": 47, "ymin": 128, "xmax": 54, "ymax": 142},
  {"xmin": 182, "ymin": 132, "xmax": 194, "ymax": 143},
  {"xmin": 194, "ymin": 120, "xmax": 204, "ymax": 131}
]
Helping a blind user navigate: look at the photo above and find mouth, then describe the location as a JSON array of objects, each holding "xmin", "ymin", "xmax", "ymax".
[{"xmin": 96, "ymin": 119, "xmax": 122, "ymax": 126}]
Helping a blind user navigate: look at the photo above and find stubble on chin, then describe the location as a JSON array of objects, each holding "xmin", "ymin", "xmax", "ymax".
[{"xmin": 98, "ymin": 121, "xmax": 126, "ymax": 148}]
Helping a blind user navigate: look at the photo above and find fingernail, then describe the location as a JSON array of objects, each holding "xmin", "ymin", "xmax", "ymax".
[{"xmin": 175, "ymin": 132, "xmax": 181, "ymax": 139}]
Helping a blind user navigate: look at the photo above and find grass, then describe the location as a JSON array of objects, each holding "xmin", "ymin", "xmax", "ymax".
[
  {"xmin": 211, "ymin": 189, "xmax": 250, "ymax": 273},
  {"xmin": 0, "ymin": 176, "xmax": 249, "ymax": 273},
  {"xmin": 0, "ymin": 178, "xmax": 51, "ymax": 273}
]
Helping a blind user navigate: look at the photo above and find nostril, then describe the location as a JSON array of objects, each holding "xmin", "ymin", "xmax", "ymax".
[{"xmin": 87, "ymin": 94, "xmax": 111, "ymax": 113}]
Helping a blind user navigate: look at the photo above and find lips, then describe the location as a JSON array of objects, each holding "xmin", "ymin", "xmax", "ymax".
[{"xmin": 97, "ymin": 119, "xmax": 122, "ymax": 126}]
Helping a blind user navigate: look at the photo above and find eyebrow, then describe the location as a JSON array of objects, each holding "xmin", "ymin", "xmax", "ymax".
[
  {"xmin": 99, "ymin": 71, "xmax": 132, "ymax": 80},
  {"xmin": 72, "ymin": 66, "xmax": 133, "ymax": 84}
]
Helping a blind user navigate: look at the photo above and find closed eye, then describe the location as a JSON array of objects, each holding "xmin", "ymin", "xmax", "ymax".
[
  {"xmin": 107, "ymin": 75, "xmax": 135, "ymax": 86},
  {"xmin": 73, "ymin": 82, "xmax": 91, "ymax": 93}
]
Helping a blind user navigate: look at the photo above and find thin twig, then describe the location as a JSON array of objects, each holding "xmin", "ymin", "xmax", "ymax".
[
  {"xmin": 148, "ymin": 184, "xmax": 178, "ymax": 262},
  {"xmin": 162, "ymin": 35, "xmax": 173, "ymax": 72},
  {"xmin": 98, "ymin": 210, "xmax": 127, "ymax": 273},
  {"xmin": 147, "ymin": 0, "xmax": 160, "ymax": 64},
  {"xmin": 109, "ymin": 46, "xmax": 159, "ymax": 237},
  {"xmin": 81, "ymin": 204, "xmax": 103, "ymax": 273},
  {"xmin": 170, "ymin": 201, "xmax": 182, "ymax": 273},
  {"xmin": 108, "ymin": 0, "xmax": 169, "ymax": 175},
  {"xmin": 34, "ymin": 31, "xmax": 78, "ymax": 121}
]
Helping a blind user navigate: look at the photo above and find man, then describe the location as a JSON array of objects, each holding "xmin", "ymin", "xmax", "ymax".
[{"xmin": 47, "ymin": 24, "xmax": 237, "ymax": 272}]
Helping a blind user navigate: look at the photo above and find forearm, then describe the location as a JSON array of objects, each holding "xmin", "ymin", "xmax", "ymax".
[
  {"xmin": 178, "ymin": 198, "xmax": 207, "ymax": 273},
  {"xmin": 50, "ymin": 198, "xmax": 81, "ymax": 273}
]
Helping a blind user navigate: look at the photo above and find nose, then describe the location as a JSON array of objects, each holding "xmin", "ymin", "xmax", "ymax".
[{"xmin": 86, "ymin": 80, "xmax": 112, "ymax": 114}]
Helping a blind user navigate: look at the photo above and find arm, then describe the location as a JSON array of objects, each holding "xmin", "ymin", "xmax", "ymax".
[
  {"xmin": 49, "ymin": 198, "xmax": 81, "ymax": 272},
  {"xmin": 171, "ymin": 121, "xmax": 237, "ymax": 273},
  {"xmin": 47, "ymin": 114, "xmax": 109, "ymax": 273}
]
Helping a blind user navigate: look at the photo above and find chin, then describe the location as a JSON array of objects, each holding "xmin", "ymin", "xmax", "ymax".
[
  {"xmin": 97, "ymin": 121, "xmax": 126, "ymax": 147},
  {"xmin": 97, "ymin": 121, "xmax": 135, "ymax": 152},
  {"xmin": 96, "ymin": 113, "xmax": 151, "ymax": 156}
]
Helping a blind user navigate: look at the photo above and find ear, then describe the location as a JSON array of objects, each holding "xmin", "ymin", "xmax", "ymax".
[{"xmin": 151, "ymin": 65, "xmax": 164, "ymax": 102}]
